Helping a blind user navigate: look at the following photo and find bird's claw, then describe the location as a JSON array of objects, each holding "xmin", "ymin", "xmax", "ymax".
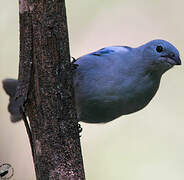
[
  {"xmin": 78, "ymin": 123, "xmax": 83, "ymax": 137},
  {"xmin": 71, "ymin": 57, "xmax": 79, "ymax": 70}
]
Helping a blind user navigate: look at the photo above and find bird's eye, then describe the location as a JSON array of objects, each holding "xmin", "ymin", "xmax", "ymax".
[{"xmin": 156, "ymin": 45, "xmax": 163, "ymax": 53}]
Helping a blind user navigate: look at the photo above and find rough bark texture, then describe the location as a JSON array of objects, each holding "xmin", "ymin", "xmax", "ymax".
[{"xmin": 17, "ymin": 0, "xmax": 85, "ymax": 179}]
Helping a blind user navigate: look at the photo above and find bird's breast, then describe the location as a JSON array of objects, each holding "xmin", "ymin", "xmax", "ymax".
[{"xmin": 76, "ymin": 75, "xmax": 160, "ymax": 123}]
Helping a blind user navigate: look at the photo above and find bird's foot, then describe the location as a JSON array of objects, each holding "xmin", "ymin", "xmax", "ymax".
[{"xmin": 78, "ymin": 123, "xmax": 83, "ymax": 137}]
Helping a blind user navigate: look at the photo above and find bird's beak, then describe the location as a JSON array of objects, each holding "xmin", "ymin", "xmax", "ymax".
[
  {"xmin": 163, "ymin": 54, "xmax": 182, "ymax": 65},
  {"xmin": 171, "ymin": 55, "xmax": 181, "ymax": 65}
]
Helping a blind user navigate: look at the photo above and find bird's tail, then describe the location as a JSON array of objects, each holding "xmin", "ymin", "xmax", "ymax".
[{"xmin": 2, "ymin": 79, "xmax": 22, "ymax": 122}]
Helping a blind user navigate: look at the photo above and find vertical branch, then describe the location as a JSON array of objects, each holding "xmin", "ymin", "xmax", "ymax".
[{"xmin": 18, "ymin": 0, "xmax": 85, "ymax": 179}]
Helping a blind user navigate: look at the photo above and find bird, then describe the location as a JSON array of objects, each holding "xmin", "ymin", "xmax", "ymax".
[{"xmin": 2, "ymin": 39, "xmax": 181, "ymax": 123}]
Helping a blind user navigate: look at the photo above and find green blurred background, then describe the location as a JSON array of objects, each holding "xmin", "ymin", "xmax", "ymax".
[{"xmin": 0, "ymin": 0, "xmax": 184, "ymax": 179}]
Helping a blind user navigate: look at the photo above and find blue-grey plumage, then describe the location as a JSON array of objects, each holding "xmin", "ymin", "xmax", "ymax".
[
  {"xmin": 2, "ymin": 39, "xmax": 181, "ymax": 123},
  {"xmin": 73, "ymin": 39, "xmax": 181, "ymax": 123}
]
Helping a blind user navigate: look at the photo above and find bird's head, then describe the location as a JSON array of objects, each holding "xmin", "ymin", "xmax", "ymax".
[{"xmin": 140, "ymin": 39, "xmax": 181, "ymax": 74}]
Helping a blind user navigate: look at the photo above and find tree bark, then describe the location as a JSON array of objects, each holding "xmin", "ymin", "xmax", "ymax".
[{"xmin": 17, "ymin": 0, "xmax": 85, "ymax": 179}]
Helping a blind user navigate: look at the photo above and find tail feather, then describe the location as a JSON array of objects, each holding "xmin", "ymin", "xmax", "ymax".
[
  {"xmin": 2, "ymin": 79, "xmax": 18, "ymax": 97},
  {"xmin": 2, "ymin": 79, "xmax": 22, "ymax": 122}
]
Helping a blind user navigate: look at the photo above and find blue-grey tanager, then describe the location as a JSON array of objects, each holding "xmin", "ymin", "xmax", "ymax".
[{"xmin": 3, "ymin": 39, "xmax": 181, "ymax": 123}]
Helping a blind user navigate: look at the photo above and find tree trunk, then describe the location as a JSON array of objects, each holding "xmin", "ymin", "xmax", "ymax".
[{"xmin": 17, "ymin": 0, "xmax": 85, "ymax": 179}]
